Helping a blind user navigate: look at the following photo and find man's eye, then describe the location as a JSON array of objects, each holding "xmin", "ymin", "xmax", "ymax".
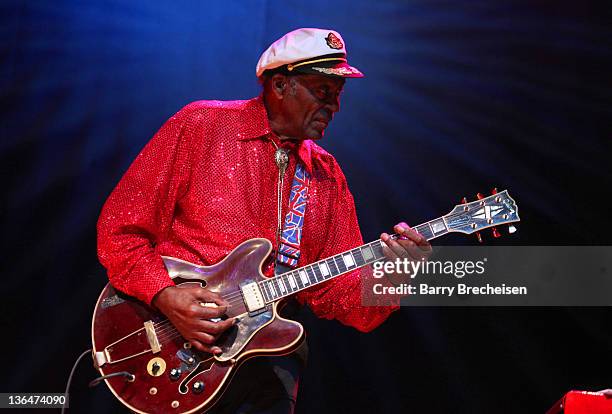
[{"xmin": 315, "ymin": 87, "xmax": 329, "ymax": 99}]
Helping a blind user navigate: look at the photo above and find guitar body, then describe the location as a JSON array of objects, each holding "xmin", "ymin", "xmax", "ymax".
[{"xmin": 91, "ymin": 238, "xmax": 304, "ymax": 414}]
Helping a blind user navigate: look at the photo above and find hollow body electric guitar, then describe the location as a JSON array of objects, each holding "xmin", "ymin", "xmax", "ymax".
[{"xmin": 91, "ymin": 190, "xmax": 520, "ymax": 413}]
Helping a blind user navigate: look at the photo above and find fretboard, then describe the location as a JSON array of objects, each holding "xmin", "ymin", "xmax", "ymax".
[{"xmin": 258, "ymin": 215, "xmax": 450, "ymax": 303}]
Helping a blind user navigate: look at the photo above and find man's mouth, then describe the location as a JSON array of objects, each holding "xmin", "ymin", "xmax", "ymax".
[{"xmin": 312, "ymin": 119, "xmax": 329, "ymax": 129}]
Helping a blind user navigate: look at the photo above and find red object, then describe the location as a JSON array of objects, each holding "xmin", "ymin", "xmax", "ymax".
[
  {"xmin": 491, "ymin": 227, "xmax": 501, "ymax": 238},
  {"xmin": 476, "ymin": 192, "xmax": 484, "ymax": 199},
  {"xmin": 97, "ymin": 96, "xmax": 397, "ymax": 332},
  {"xmin": 546, "ymin": 390, "xmax": 612, "ymax": 414},
  {"xmin": 491, "ymin": 187, "xmax": 498, "ymax": 194}
]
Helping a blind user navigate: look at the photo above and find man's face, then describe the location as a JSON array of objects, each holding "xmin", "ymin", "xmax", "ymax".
[{"xmin": 282, "ymin": 74, "xmax": 345, "ymax": 140}]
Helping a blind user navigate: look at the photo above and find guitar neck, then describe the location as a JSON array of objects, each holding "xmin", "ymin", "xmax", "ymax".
[{"xmin": 258, "ymin": 215, "xmax": 451, "ymax": 303}]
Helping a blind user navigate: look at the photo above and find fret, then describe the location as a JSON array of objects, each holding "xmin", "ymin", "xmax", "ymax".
[
  {"xmin": 334, "ymin": 255, "xmax": 348, "ymax": 274},
  {"xmin": 282, "ymin": 274, "xmax": 292, "ymax": 293},
  {"xmin": 352, "ymin": 248, "xmax": 366, "ymax": 266},
  {"xmin": 307, "ymin": 266, "xmax": 320, "ymax": 283},
  {"xmin": 360, "ymin": 245, "xmax": 375, "ymax": 262},
  {"xmin": 281, "ymin": 275, "xmax": 294, "ymax": 295},
  {"xmin": 293, "ymin": 271, "xmax": 304, "ymax": 289},
  {"xmin": 318, "ymin": 262, "xmax": 330, "ymax": 278},
  {"xmin": 277, "ymin": 278, "xmax": 286, "ymax": 294},
  {"xmin": 326, "ymin": 258, "xmax": 339, "ymax": 276},
  {"xmin": 261, "ymin": 280, "xmax": 272, "ymax": 301},
  {"xmin": 266, "ymin": 279, "xmax": 279, "ymax": 300},
  {"xmin": 415, "ymin": 223, "xmax": 434, "ymax": 240},
  {"xmin": 286, "ymin": 275, "xmax": 293, "ymax": 292},
  {"xmin": 275, "ymin": 279, "xmax": 283, "ymax": 298},
  {"xmin": 287, "ymin": 273, "xmax": 297, "ymax": 290},
  {"xmin": 429, "ymin": 218, "xmax": 448, "ymax": 236},
  {"xmin": 268, "ymin": 279, "xmax": 278, "ymax": 300},
  {"xmin": 342, "ymin": 252, "xmax": 356, "ymax": 268},
  {"xmin": 298, "ymin": 269, "xmax": 309, "ymax": 286},
  {"xmin": 370, "ymin": 241, "xmax": 385, "ymax": 259}
]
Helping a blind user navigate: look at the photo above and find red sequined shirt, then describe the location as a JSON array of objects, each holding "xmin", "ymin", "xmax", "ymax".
[{"xmin": 97, "ymin": 96, "xmax": 397, "ymax": 332}]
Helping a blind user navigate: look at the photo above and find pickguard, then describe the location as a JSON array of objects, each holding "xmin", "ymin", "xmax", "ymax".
[{"xmin": 216, "ymin": 305, "xmax": 274, "ymax": 361}]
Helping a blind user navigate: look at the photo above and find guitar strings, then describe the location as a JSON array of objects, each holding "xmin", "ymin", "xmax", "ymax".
[
  {"xmin": 152, "ymin": 301, "xmax": 247, "ymax": 338},
  {"xmin": 151, "ymin": 297, "xmax": 249, "ymax": 339},
  {"xmin": 153, "ymin": 300, "xmax": 249, "ymax": 341},
  {"xmin": 155, "ymin": 210, "xmax": 514, "ymax": 325},
  {"xmin": 157, "ymin": 329, "xmax": 187, "ymax": 345},
  {"xmin": 153, "ymin": 202, "xmax": 515, "ymax": 341},
  {"xmin": 182, "ymin": 204, "xmax": 514, "ymax": 305}
]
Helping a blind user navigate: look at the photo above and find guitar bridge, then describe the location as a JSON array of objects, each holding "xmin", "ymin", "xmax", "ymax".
[{"xmin": 144, "ymin": 320, "xmax": 161, "ymax": 354}]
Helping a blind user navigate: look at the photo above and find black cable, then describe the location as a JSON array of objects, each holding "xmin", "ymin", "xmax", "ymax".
[
  {"xmin": 61, "ymin": 349, "xmax": 92, "ymax": 414},
  {"xmin": 88, "ymin": 371, "xmax": 135, "ymax": 388}
]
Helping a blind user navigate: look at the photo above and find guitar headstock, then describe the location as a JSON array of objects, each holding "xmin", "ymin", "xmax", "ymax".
[{"xmin": 445, "ymin": 189, "xmax": 520, "ymax": 239}]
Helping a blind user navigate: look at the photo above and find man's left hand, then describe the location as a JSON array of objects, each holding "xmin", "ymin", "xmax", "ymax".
[{"xmin": 381, "ymin": 222, "xmax": 432, "ymax": 262}]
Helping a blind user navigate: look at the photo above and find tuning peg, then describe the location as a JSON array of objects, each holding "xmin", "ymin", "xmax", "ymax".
[
  {"xmin": 475, "ymin": 232, "xmax": 482, "ymax": 243},
  {"xmin": 476, "ymin": 193, "xmax": 484, "ymax": 200},
  {"xmin": 491, "ymin": 227, "xmax": 501, "ymax": 238},
  {"xmin": 508, "ymin": 224, "xmax": 517, "ymax": 234},
  {"xmin": 491, "ymin": 187, "xmax": 498, "ymax": 195}
]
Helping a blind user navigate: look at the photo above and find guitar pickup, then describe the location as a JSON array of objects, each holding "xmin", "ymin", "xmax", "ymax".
[{"xmin": 240, "ymin": 282, "xmax": 265, "ymax": 313}]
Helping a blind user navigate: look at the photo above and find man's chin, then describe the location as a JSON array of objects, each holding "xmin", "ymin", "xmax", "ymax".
[{"xmin": 306, "ymin": 128, "xmax": 325, "ymax": 140}]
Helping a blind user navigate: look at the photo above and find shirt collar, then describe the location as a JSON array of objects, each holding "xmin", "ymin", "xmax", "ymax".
[{"xmin": 236, "ymin": 95, "xmax": 315, "ymax": 175}]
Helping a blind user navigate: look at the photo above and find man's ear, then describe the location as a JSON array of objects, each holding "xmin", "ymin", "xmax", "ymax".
[{"xmin": 270, "ymin": 73, "xmax": 288, "ymax": 98}]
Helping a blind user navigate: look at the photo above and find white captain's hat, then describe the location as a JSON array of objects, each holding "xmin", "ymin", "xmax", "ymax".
[{"xmin": 256, "ymin": 28, "xmax": 364, "ymax": 78}]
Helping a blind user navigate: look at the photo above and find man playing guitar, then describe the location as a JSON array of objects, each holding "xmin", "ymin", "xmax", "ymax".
[{"xmin": 97, "ymin": 28, "xmax": 431, "ymax": 413}]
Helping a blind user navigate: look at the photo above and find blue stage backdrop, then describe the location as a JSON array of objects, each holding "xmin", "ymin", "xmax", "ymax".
[{"xmin": 1, "ymin": 1, "xmax": 611, "ymax": 413}]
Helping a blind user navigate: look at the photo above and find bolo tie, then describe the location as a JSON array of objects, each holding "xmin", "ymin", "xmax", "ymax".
[{"xmin": 270, "ymin": 139, "xmax": 290, "ymax": 265}]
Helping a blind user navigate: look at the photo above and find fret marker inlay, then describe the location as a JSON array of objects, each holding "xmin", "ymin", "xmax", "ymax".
[
  {"xmin": 288, "ymin": 275, "xmax": 297, "ymax": 289},
  {"xmin": 299, "ymin": 270, "xmax": 308, "ymax": 285},
  {"xmin": 343, "ymin": 254, "xmax": 355, "ymax": 267}
]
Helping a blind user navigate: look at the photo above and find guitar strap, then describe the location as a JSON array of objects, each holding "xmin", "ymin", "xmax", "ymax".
[{"xmin": 275, "ymin": 163, "xmax": 311, "ymax": 276}]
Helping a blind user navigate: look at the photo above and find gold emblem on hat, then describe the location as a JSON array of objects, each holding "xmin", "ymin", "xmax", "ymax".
[
  {"xmin": 325, "ymin": 33, "xmax": 343, "ymax": 50},
  {"xmin": 312, "ymin": 66, "xmax": 356, "ymax": 76}
]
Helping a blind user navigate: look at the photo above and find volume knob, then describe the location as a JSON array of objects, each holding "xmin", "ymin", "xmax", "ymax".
[
  {"xmin": 192, "ymin": 381, "xmax": 205, "ymax": 394},
  {"xmin": 169, "ymin": 368, "xmax": 181, "ymax": 381}
]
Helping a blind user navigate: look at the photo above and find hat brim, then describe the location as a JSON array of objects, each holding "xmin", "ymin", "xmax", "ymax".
[{"xmin": 293, "ymin": 61, "xmax": 364, "ymax": 78}]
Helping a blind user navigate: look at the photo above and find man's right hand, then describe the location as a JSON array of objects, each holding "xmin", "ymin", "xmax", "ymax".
[{"xmin": 152, "ymin": 285, "xmax": 236, "ymax": 354}]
